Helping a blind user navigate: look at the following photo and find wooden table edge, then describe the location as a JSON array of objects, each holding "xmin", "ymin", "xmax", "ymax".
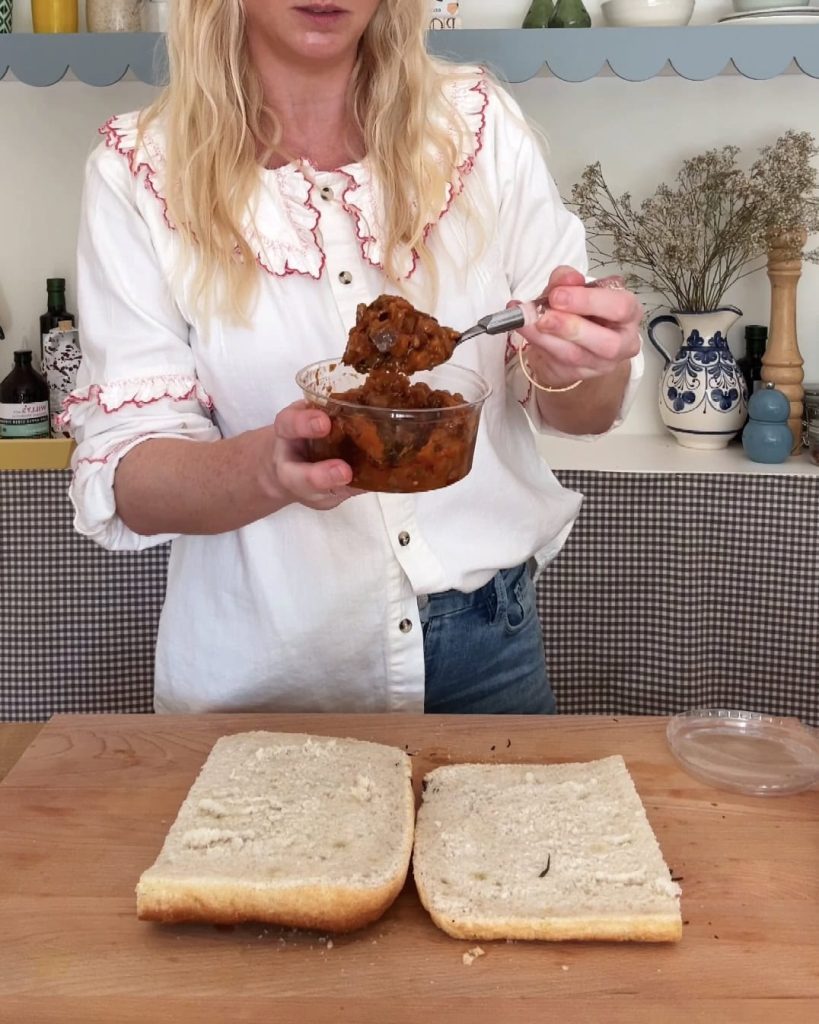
[{"xmin": 0, "ymin": 722, "xmax": 45, "ymax": 783}]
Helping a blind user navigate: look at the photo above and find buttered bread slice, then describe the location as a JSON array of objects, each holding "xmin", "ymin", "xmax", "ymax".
[
  {"xmin": 413, "ymin": 754, "xmax": 682, "ymax": 942},
  {"xmin": 137, "ymin": 731, "xmax": 414, "ymax": 932}
]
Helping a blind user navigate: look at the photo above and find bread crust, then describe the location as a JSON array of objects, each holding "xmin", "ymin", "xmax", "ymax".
[
  {"xmin": 414, "ymin": 877, "xmax": 682, "ymax": 943},
  {"xmin": 136, "ymin": 733, "xmax": 415, "ymax": 933},
  {"xmin": 413, "ymin": 758, "xmax": 683, "ymax": 944},
  {"xmin": 137, "ymin": 872, "xmax": 409, "ymax": 932}
]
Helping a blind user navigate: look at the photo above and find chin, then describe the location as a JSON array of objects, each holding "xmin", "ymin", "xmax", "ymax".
[{"xmin": 292, "ymin": 33, "xmax": 356, "ymax": 62}]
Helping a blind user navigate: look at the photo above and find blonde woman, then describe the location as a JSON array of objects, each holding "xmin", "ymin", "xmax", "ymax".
[{"xmin": 64, "ymin": 0, "xmax": 643, "ymax": 715}]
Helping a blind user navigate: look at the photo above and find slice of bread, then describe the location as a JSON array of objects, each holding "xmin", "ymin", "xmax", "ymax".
[
  {"xmin": 136, "ymin": 732, "xmax": 414, "ymax": 932},
  {"xmin": 413, "ymin": 754, "xmax": 682, "ymax": 943}
]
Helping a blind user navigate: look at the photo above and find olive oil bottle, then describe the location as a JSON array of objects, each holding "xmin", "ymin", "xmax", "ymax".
[{"xmin": 0, "ymin": 350, "xmax": 51, "ymax": 439}]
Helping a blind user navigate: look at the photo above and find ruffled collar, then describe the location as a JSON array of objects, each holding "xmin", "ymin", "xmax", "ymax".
[{"xmin": 100, "ymin": 72, "xmax": 488, "ymax": 283}]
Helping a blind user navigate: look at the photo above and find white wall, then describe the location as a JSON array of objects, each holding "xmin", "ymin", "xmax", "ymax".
[
  {"xmin": 515, "ymin": 73, "xmax": 819, "ymax": 433},
  {"xmin": 1, "ymin": 24, "xmax": 818, "ymax": 435}
]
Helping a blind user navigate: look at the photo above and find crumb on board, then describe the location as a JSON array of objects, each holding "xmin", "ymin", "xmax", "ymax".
[{"xmin": 462, "ymin": 946, "xmax": 485, "ymax": 966}]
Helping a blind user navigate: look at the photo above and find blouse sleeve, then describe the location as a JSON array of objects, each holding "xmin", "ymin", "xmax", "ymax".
[
  {"xmin": 61, "ymin": 143, "xmax": 222, "ymax": 551},
  {"xmin": 489, "ymin": 88, "xmax": 644, "ymax": 437}
]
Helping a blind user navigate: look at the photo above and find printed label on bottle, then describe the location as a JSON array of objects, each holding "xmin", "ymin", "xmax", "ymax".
[
  {"xmin": 43, "ymin": 327, "xmax": 81, "ymax": 437},
  {"xmin": 0, "ymin": 401, "xmax": 50, "ymax": 439},
  {"xmin": 428, "ymin": 2, "xmax": 460, "ymax": 28}
]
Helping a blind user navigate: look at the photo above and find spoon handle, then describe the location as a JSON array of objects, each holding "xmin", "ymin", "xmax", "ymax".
[
  {"xmin": 516, "ymin": 274, "xmax": 626, "ymax": 327},
  {"xmin": 458, "ymin": 275, "xmax": 626, "ymax": 345}
]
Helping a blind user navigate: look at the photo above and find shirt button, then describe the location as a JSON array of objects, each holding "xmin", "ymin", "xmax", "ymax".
[
  {"xmin": 399, "ymin": 618, "xmax": 413, "ymax": 634},
  {"xmin": 338, "ymin": 271, "xmax": 353, "ymax": 285},
  {"xmin": 320, "ymin": 186, "xmax": 334, "ymax": 201},
  {"xmin": 398, "ymin": 531, "xmax": 410, "ymax": 547}
]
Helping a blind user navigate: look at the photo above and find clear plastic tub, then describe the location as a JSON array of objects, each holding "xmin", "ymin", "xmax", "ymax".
[
  {"xmin": 296, "ymin": 359, "xmax": 491, "ymax": 494},
  {"xmin": 667, "ymin": 708, "xmax": 819, "ymax": 796}
]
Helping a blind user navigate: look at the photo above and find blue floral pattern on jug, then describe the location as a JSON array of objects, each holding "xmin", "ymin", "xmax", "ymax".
[
  {"xmin": 647, "ymin": 308, "xmax": 747, "ymax": 450},
  {"xmin": 662, "ymin": 329, "xmax": 744, "ymax": 416}
]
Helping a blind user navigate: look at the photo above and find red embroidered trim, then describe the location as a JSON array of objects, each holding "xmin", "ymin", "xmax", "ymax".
[
  {"xmin": 101, "ymin": 118, "xmax": 325, "ymax": 282},
  {"xmin": 336, "ymin": 167, "xmax": 390, "ymax": 272},
  {"xmin": 74, "ymin": 434, "xmax": 154, "ymax": 469},
  {"xmin": 101, "ymin": 76, "xmax": 488, "ymax": 286},
  {"xmin": 254, "ymin": 178, "xmax": 326, "ymax": 281},
  {"xmin": 60, "ymin": 379, "xmax": 214, "ymax": 423},
  {"xmin": 101, "ymin": 116, "xmax": 175, "ymax": 233},
  {"xmin": 338, "ymin": 75, "xmax": 489, "ymax": 280},
  {"xmin": 504, "ymin": 333, "xmax": 519, "ymax": 366},
  {"xmin": 432, "ymin": 78, "xmax": 490, "ymax": 236}
]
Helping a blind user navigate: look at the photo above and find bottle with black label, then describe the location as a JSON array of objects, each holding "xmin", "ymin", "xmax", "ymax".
[
  {"xmin": 40, "ymin": 278, "xmax": 76, "ymax": 366},
  {"xmin": 737, "ymin": 325, "xmax": 768, "ymax": 401},
  {"xmin": 0, "ymin": 350, "xmax": 51, "ymax": 439}
]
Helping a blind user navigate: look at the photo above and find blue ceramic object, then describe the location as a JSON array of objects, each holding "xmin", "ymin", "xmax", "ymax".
[
  {"xmin": 647, "ymin": 307, "xmax": 747, "ymax": 449},
  {"xmin": 742, "ymin": 383, "xmax": 793, "ymax": 463}
]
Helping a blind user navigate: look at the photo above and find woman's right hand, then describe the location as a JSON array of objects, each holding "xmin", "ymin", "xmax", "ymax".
[{"xmin": 263, "ymin": 400, "xmax": 362, "ymax": 511}]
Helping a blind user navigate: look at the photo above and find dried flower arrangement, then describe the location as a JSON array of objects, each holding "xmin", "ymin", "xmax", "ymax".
[{"xmin": 569, "ymin": 131, "xmax": 819, "ymax": 313}]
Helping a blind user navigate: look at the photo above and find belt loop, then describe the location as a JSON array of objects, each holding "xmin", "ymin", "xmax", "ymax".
[{"xmin": 490, "ymin": 568, "xmax": 506, "ymax": 625}]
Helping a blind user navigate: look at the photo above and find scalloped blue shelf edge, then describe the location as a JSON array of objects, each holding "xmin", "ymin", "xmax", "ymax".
[{"xmin": 0, "ymin": 27, "xmax": 818, "ymax": 87}]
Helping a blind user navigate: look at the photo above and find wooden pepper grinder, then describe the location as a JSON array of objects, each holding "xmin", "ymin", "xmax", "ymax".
[{"xmin": 762, "ymin": 229, "xmax": 807, "ymax": 453}]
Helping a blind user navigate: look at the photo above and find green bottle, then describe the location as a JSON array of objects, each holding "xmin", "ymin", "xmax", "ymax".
[
  {"xmin": 548, "ymin": 0, "xmax": 591, "ymax": 27},
  {"xmin": 524, "ymin": 0, "xmax": 554, "ymax": 27}
]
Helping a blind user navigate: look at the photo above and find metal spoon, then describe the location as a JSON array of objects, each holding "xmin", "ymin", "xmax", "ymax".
[{"xmin": 456, "ymin": 275, "xmax": 626, "ymax": 347}]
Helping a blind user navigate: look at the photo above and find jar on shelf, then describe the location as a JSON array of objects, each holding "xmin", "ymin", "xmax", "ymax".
[
  {"xmin": 142, "ymin": 0, "xmax": 168, "ymax": 31},
  {"xmin": 524, "ymin": 0, "xmax": 554, "ymax": 26},
  {"xmin": 802, "ymin": 382, "xmax": 819, "ymax": 448},
  {"xmin": 548, "ymin": 0, "xmax": 591, "ymax": 27},
  {"xmin": 741, "ymin": 383, "xmax": 793, "ymax": 464},
  {"xmin": 808, "ymin": 423, "xmax": 819, "ymax": 466},
  {"xmin": 86, "ymin": 0, "xmax": 143, "ymax": 32},
  {"xmin": 31, "ymin": 0, "xmax": 78, "ymax": 32},
  {"xmin": 428, "ymin": 2, "xmax": 460, "ymax": 30}
]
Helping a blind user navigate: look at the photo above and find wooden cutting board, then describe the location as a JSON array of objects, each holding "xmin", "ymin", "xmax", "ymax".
[{"xmin": 0, "ymin": 712, "xmax": 817, "ymax": 1024}]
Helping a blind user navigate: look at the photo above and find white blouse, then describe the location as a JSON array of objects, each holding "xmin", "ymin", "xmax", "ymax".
[{"xmin": 63, "ymin": 69, "xmax": 643, "ymax": 714}]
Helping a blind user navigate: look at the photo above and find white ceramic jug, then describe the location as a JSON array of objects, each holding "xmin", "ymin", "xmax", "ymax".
[{"xmin": 647, "ymin": 307, "xmax": 747, "ymax": 450}]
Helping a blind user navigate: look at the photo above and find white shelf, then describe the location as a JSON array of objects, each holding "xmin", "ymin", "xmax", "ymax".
[{"xmin": 538, "ymin": 432, "xmax": 819, "ymax": 475}]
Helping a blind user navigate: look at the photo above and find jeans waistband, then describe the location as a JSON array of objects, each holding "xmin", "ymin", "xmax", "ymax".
[{"xmin": 417, "ymin": 561, "xmax": 531, "ymax": 623}]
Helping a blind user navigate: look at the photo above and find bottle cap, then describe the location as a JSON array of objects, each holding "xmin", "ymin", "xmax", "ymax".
[
  {"xmin": 744, "ymin": 324, "xmax": 768, "ymax": 342},
  {"xmin": 46, "ymin": 278, "xmax": 66, "ymax": 291},
  {"xmin": 13, "ymin": 350, "xmax": 33, "ymax": 363}
]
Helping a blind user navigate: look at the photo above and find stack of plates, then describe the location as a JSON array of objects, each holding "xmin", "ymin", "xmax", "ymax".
[{"xmin": 719, "ymin": 6, "xmax": 819, "ymax": 23}]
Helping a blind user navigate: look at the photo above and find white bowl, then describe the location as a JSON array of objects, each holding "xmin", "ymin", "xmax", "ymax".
[
  {"xmin": 458, "ymin": 0, "xmax": 531, "ymax": 29},
  {"xmin": 601, "ymin": 0, "xmax": 695, "ymax": 26}
]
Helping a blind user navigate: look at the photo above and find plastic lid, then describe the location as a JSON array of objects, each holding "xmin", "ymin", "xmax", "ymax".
[{"xmin": 667, "ymin": 709, "xmax": 819, "ymax": 796}]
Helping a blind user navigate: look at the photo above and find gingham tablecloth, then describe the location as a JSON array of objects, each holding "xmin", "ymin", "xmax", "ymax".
[{"xmin": 2, "ymin": 469, "xmax": 817, "ymax": 724}]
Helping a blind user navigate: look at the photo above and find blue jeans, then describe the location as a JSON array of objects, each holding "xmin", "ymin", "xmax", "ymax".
[{"xmin": 421, "ymin": 562, "xmax": 556, "ymax": 715}]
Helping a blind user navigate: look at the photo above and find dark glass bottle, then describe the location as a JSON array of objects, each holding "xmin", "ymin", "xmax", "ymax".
[
  {"xmin": 524, "ymin": 0, "xmax": 554, "ymax": 27},
  {"xmin": 548, "ymin": 0, "xmax": 591, "ymax": 27},
  {"xmin": 0, "ymin": 350, "xmax": 51, "ymax": 439},
  {"xmin": 40, "ymin": 278, "xmax": 76, "ymax": 364},
  {"xmin": 737, "ymin": 325, "xmax": 768, "ymax": 401}
]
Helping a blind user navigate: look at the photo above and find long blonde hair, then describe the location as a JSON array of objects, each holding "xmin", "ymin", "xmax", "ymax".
[{"xmin": 142, "ymin": 0, "xmax": 469, "ymax": 321}]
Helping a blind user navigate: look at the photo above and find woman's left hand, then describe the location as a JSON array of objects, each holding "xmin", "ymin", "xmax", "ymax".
[{"xmin": 513, "ymin": 265, "xmax": 642, "ymax": 390}]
